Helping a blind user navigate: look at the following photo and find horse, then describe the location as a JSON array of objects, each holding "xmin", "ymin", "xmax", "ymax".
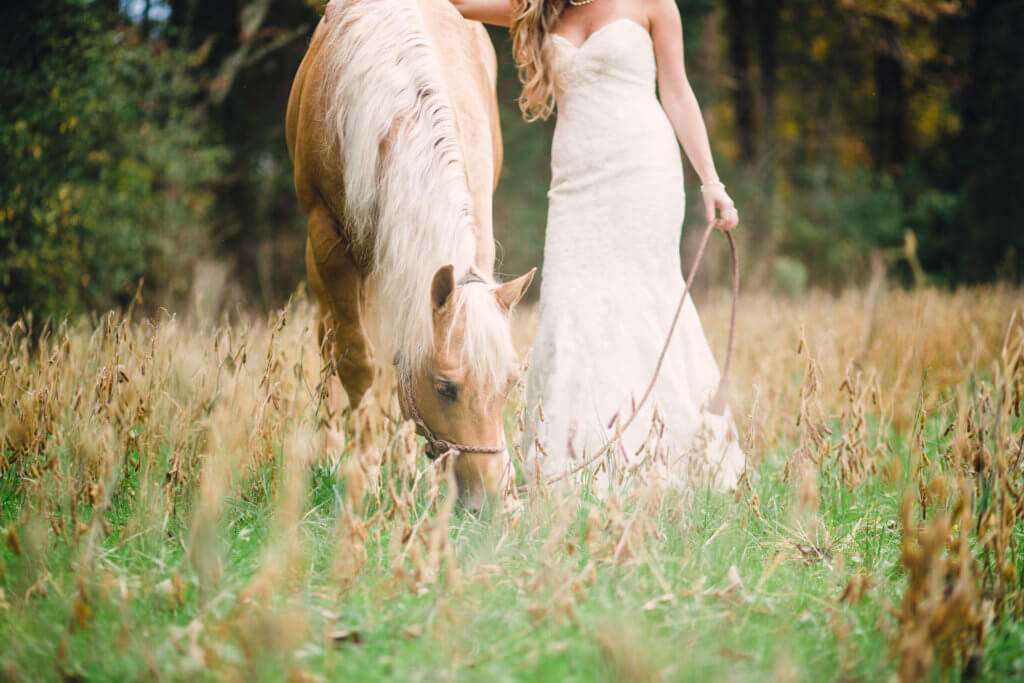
[{"xmin": 286, "ymin": 0, "xmax": 534, "ymax": 509}]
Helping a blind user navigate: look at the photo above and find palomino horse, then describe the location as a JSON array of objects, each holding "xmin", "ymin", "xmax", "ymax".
[{"xmin": 286, "ymin": 0, "xmax": 534, "ymax": 509}]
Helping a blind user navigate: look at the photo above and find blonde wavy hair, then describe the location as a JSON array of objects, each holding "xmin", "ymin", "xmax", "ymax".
[{"xmin": 510, "ymin": 0, "xmax": 568, "ymax": 121}]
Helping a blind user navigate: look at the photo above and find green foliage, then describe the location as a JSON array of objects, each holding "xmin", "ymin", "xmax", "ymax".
[
  {"xmin": 940, "ymin": 0, "xmax": 1024, "ymax": 282},
  {"xmin": 163, "ymin": 0, "xmax": 317, "ymax": 308},
  {"xmin": 716, "ymin": 0, "xmax": 1020, "ymax": 287},
  {"xmin": 782, "ymin": 166, "xmax": 904, "ymax": 284},
  {"xmin": 3, "ymin": 0, "xmax": 1022, "ymax": 319},
  {"xmin": 0, "ymin": 2, "xmax": 225, "ymax": 320}
]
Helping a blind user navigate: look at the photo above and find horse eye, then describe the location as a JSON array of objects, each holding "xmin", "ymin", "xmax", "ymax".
[{"xmin": 434, "ymin": 379, "xmax": 458, "ymax": 402}]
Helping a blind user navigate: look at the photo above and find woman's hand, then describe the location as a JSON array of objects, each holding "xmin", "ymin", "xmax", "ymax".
[{"xmin": 701, "ymin": 182, "xmax": 739, "ymax": 232}]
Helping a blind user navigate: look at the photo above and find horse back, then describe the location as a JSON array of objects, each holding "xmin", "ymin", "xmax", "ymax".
[{"xmin": 286, "ymin": 21, "xmax": 342, "ymax": 219}]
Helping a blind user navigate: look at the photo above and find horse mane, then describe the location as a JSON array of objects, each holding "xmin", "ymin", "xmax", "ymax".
[{"xmin": 319, "ymin": 0, "xmax": 510, "ymax": 384}]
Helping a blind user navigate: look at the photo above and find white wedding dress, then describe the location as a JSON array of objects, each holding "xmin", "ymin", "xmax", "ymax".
[{"xmin": 522, "ymin": 19, "xmax": 745, "ymax": 492}]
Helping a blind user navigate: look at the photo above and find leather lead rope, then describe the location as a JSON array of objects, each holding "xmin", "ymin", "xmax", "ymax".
[{"xmin": 709, "ymin": 229, "xmax": 739, "ymax": 414}]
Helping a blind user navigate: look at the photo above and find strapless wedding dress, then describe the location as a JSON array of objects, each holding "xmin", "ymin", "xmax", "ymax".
[{"xmin": 522, "ymin": 19, "xmax": 745, "ymax": 492}]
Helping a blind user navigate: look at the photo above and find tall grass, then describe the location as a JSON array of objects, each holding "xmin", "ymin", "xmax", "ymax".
[{"xmin": 1, "ymin": 285, "xmax": 1022, "ymax": 680}]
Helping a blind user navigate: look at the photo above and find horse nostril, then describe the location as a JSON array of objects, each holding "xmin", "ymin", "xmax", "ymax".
[
  {"xmin": 456, "ymin": 496, "xmax": 482, "ymax": 516},
  {"xmin": 455, "ymin": 484, "xmax": 490, "ymax": 516}
]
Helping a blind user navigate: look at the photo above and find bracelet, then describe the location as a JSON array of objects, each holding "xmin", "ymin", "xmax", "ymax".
[{"xmin": 700, "ymin": 180, "xmax": 725, "ymax": 192}]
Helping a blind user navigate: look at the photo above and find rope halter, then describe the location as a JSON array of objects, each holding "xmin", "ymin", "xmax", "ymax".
[{"xmin": 395, "ymin": 363, "xmax": 506, "ymax": 460}]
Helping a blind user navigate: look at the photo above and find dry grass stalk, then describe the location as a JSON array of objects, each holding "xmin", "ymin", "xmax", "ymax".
[{"xmin": 1, "ymin": 285, "xmax": 1022, "ymax": 679}]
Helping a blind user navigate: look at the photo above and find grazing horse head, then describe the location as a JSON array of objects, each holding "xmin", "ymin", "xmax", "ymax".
[{"xmin": 398, "ymin": 264, "xmax": 535, "ymax": 511}]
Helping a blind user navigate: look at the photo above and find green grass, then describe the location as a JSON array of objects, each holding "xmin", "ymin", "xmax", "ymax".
[
  {"xmin": 0, "ymin": 427, "xmax": 999, "ymax": 681},
  {"xmin": 2, "ymin": 290, "xmax": 1023, "ymax": 681}
]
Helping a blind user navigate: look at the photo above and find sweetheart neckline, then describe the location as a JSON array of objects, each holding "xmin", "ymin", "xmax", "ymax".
[{"xmin": 551, "ymin": 18, "xmax": 651, "ymax": 52}]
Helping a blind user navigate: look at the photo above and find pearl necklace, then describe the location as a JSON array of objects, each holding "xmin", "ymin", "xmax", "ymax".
[{"xmin": 568, "ymin": 0, "xmax": 596, "ymax": 6}]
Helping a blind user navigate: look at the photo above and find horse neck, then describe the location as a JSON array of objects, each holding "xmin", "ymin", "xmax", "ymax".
[
  {"xmin": 318, "ymin": 0, "xmax": 497, "ymax": 368},
  {"xmin": 420, "ymin": 3, "xmax": 499, "ymax": 278},
  {"xmin": 469, "ymin": 226, "xmax": 495, "ymax": 278}
]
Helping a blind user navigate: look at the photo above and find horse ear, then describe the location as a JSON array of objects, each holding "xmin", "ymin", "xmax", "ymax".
[
  {"xmin": 431, "ymin": 264, "xmax": 456, "ymax": 311},
  {"xmin": 495, "ymin": 268, "xmax": 536, "ymax": 312}
]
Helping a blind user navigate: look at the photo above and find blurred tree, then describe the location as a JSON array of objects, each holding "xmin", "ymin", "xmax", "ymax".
[
  {"xmin": 0, "ymin": 0, "xmax": 225, "ymax": 320},
  {"xmin": 4, "ymin": 0, "xmax": 1021, "ymax": 321},
  {"xmin": 707, "ymin": 0, "xmax": 1024, "ymax": 288},
  {"xmin": 754, "ymin": 0, "xmax": 779, "ymax": 161},
  {"xmin": 873, "ymin": 16, "xmax": 907, "ymax": 169},
  {"xmin": 163, "ymin": 0, "xmax": 317, "ymax": 307},
  {"xmin": 943, "ymin": 0, "xmax": 1024, "ymax": 282},
  {"xmin": 723, "ymin": 0, "xmax": 756, "ymax": 163}
]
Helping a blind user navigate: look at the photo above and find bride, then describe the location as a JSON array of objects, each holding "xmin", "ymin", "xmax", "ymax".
[{"xmin": 450, "ymin": 0, "xmax": 746, "ymax": 491}]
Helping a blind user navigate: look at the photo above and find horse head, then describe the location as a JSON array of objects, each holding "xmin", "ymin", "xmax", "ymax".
[{"xmin": 398, "ymin": 264, "xmax": 535, "ymax": 512}]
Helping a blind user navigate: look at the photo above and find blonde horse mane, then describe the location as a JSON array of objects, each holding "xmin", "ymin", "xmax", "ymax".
[{"xmin": 319, "ymin": 0, "xmax": 513, "ymax": 386}]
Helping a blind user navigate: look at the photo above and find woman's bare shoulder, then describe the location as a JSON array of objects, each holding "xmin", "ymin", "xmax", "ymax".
[{"xmin": 640, "ymin": 0, "xmax": 682, "ymax": 22}]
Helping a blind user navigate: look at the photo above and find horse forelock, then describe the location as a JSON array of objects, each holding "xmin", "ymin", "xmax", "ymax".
[
  {"xmin": 320, "ymin": 0, "xmax": 479, "ymax": 375},
  {"xmin": 444, "ymin": 282, "xmax": 517, "ymax": 392}
]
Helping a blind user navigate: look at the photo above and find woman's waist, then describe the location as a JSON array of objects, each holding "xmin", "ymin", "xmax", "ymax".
[
  {"xmin": 554, "ymin": 90, "xmax": 667, "ymax": 123},
  {"xmin": 552, "ymin": 106, "xmax": 675, "ymax": 153},
  {"xmin": 548, "ymin": 140, "xmax": 684, "ymax": 193},
  {"xmin": 543, "ymin": 217, "xmax": 683, "ymax": 265}
]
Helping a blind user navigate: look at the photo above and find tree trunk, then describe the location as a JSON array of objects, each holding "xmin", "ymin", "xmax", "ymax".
[
  {"xmin": 874, "ymin": 18, "xmax": 906, "ymax": 169},
  {"xmin": 754, "ymin": 0, "xmax": 778, "ymax": 161},
  {"xmin": 723, "ymin": 0, "xmax": 756, "ymax": 163}
]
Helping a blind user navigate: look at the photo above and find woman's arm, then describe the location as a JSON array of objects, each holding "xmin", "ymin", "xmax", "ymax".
[
  {"xmin": 325, "ymin": 0, "xmax": 514, "ymax": 27},
  {"xmin": 648, "ymin": 0, "xmax": 738, "ymax": 231},
  {"xmin": 448, "ymin": 0, "xmax": 514, "ymax": 27}
]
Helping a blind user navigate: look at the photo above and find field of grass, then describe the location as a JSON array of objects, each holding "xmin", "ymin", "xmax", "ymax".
[{"xmin": 2, "ymin": 285, "xmax": 1023, "ymax": 681}]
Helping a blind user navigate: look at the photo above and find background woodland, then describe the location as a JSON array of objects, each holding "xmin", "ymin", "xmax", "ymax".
[{"xmin": 2, "ymin": 0, "xmax": 1022, "ymax": 319}]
